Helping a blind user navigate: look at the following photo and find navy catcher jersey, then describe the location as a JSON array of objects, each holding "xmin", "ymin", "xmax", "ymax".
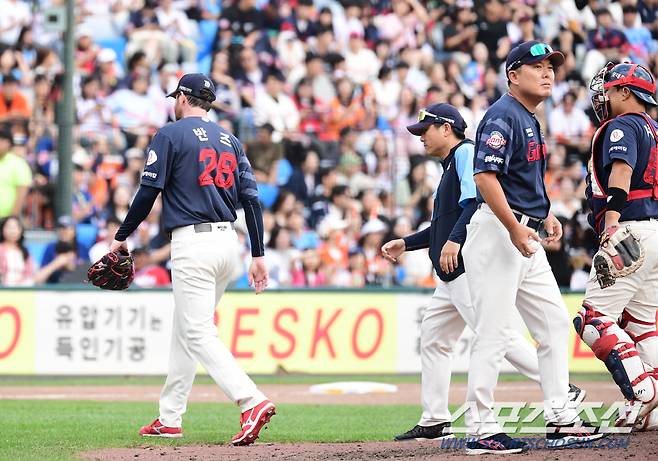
[
  {"xmin": 473, "ymin": 93, "xmax": 550, "ymax": 219},
  {"xmin": 140, "ymin": 116, "xmax": 259, "ymax": 232},
  {"xmin": 587, "ymin": 112, "xmax": 658, "ymax": 232}
]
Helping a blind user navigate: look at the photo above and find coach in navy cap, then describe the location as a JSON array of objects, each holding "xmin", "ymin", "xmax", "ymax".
[
  {"xmin": 406, "ymin": 102, "xmax": 468, "ymax": 136},
  {"xmin": 167, "ymin": 73, "xmax": 217, "ymax": 102},
  {"xmin": 505, "ymin": 40, "xmax": 565, "ymax": 75}
]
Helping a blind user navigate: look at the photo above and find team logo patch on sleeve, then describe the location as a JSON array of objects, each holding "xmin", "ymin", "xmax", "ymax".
[
  {"xmin": 610, "ymin": 129, "xmax": 624, "ymax": 142},
  {"xmin": 146, "ymin": 149, "xmax": 158, "ymax": 165},
  {"xmin": 485, "ymin": 131, "xmax": 507, "ymax": 150}
]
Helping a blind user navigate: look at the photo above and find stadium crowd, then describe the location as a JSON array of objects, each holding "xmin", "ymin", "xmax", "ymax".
[{"xmin": 0, "ymin": 0, "xmax": 657, "ymax": 289}]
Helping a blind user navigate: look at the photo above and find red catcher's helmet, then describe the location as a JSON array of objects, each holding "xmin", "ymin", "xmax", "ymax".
[{"xmin": 590, "ymin": 62, "xmax": 658, "ymax": 122}]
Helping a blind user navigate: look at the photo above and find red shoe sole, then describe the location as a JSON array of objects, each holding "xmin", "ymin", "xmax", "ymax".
[{"xmin": 231, "ymin": 405, "xmax": 276, "ymax": 446}]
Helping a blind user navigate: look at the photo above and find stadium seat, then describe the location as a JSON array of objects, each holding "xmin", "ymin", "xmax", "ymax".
[
  {"xmin": 25, "ymin": 241, "xmax": 49, "ymax": 266},
  {"xmin": 96, "ymin": 37, "xmax": 127, "ymax": 68},
  {"xmin": 276, "ymin": 159, "xmax": 293, "ymax": 185},
  {"xmin": 75, "ymin": 223, "xmax": 98, "ymax": 256},
  {"xmin": 257, "ymin": 183, "xmax": 279, "ymax": 209},
  {"xmin": 197, "ymin": 20, "xmax": 218, "ymax": 64}
]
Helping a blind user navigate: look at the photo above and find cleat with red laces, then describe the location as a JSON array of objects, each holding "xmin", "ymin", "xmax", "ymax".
[
  {"xmin": 231, "ymin": 400, "xmax": 276, "ymax": 446},
  {"xmin": 139, "ymin": 418, "xmax": 183, "ymax": 438}
]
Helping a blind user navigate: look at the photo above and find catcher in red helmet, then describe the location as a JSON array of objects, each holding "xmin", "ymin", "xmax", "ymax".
[{"xmin": 576, "ymin": 61, "xmax": 658, "ymax": 431}]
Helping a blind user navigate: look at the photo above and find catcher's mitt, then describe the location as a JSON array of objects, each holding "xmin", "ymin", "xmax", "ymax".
[
  {"xmin": 87, "ymin": 249, "xmax": 135, "ymax": 290},
  {"xmin": 593, "ymin": 225, "xmax": 644, "ymax": 289}
]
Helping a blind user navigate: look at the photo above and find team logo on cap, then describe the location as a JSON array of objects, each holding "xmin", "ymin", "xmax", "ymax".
[
  {"xmin": 146, "ymin": 149, "xmax": 157, "ymax": 165},
  {"xmin": 204, "ymin": 80, "xmax": 210, "ymax": 88},
  {"xmin": 485, "ymin": 131, "xmax": 507, "ymax": 150},
  {"xmin": 610, "ymin": 129, "xmax": 624, "ymax": 142}
]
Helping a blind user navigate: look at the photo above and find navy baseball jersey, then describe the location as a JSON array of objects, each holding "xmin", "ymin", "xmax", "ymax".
[
  {"xmin": 473, "ymin": 93, "xmax": 550, "ymax": 219},
  {"xmin": 587, "ymin": 112, "xmax": 658, "ymax": 232},
  {"xmin": 141, "ymin": 116, "xmax": 258, "ymax": 232}
]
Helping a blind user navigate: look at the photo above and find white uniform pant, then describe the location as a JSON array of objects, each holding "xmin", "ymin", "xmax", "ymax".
[
  {"xmin": 419, "ymin": 274, "xmax": 541, "ymax": 426},
  {"xmin": 462, "ymin": 205, "xmax": 579, "ymax": 437},
  {"xmin": 159, "ymin": 224, "xmax": 266, "ymax": 427},
  {"xmin": 583, "ymin": 220, "xmax": 658, "ymax": 370}
]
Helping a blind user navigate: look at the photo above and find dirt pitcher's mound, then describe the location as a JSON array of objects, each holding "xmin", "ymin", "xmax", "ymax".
[{"xmin": 80, "ymin": 433, "xmax": 655, "ymax": 461}]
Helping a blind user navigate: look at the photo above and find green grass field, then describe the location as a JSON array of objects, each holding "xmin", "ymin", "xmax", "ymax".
[
  {"xmin": 0, "ymin": 400, "xmax": 424, "ymax": 461},
  {"xmin": 0, "ymin": 374, "xmax": 613, "ymax": 461}
]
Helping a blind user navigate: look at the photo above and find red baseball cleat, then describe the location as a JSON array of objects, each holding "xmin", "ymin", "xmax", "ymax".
[
  {"xmin": 139, "ymin": 418, "xmax": 183, "ymax": 438},
  {"xmin": 231, "ymin": 400, "xmax": 276, "ymax": 446}
]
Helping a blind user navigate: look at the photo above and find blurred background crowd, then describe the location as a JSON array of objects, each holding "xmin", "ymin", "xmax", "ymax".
[{"xmin": 0, "ymin": 0, "xmax": 657, "ymax": 289}]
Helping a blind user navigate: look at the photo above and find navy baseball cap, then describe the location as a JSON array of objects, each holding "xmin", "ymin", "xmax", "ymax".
[
  {"xmin": 406, "ymin": 103, "xmax": 467, "ymax": 136},
  {"xmin": 505, "ymin": 40, "xmax": 565, "ymax": 75},
  {"xmin": 167, "ymin": 73, "xmax": 216, "ymax": 102}
]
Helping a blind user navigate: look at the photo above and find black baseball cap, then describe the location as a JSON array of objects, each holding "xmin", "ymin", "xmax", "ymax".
[
  {"xmin": 167, "ymin": 73, "xmax": 216, "ymax": 102},
  {"xmin": 406, "ymin": 103, "xmax": 467, "ymax": 136},
  {"xmin": 505, "ymin": 40, "xmax": 565, "ymax": 75}
]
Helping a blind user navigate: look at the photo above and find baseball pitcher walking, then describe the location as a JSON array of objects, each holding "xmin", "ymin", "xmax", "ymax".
[
  {"xmin": 110, "ymin": 73, "xmax": 275, "ymax": 446},
  {"xmin": 461, "ymin": 41, "xmax": 602, "ymax": 454}
]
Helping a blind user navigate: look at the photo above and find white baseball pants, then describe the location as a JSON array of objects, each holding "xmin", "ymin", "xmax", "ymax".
[
  {"xmin": 462, "ymin": 205, "xmax": 579, "ymax": 437},
  {"xmin": 418, "ymin": 273, "xmax": 541, "ymax": 426},
  {"xmin": 583, "ymin": 220, "xmax": 658, "ymax": 351},
  {"xmin": 159, "ymin": 223, "xmax": 266, "ymax": 427}
]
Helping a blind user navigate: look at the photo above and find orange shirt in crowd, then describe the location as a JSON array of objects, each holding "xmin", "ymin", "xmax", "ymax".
[{"xmin": 0, "ymin": 92, "xmax": 31, "ymax": 120}]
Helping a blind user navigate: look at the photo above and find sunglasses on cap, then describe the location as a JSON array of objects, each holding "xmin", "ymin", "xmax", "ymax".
[
  {"xmin": 507, "ymin": 43, "xmax": 554, "ymax": 72},
  {"xmin": 417, "ymin": 109, "xmax": 455, "ymax": 125}
]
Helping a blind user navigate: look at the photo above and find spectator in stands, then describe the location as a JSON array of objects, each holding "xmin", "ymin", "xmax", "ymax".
[
  {"xmin": 234, "ymin": 46, "xmax": 266, "ymax": 111},
  {"xmin": 360, "ymin": 218, "xmax": 392, "ymax": 286},
  {"xmin": 71, "ymin": 163, "xmax": 97, "ymax": 224},
  {"xmin": 253, "ymin": 72, "xmax": 300, "ymax": 142},
  {"xmin": 325, "ymin": 78, "xmax": 367, "ymax": 142},
  {"xmin": 344, "ymin": 31, "xmax": 380, "ymax": 85},
  {"xmin": 291, "ymin": 0, "xmax": 318, "ymax": 42},
  {"xmin": 0, "ymin": 215, "xmax": 73, "ymax": 286},
  {"xmin": 218, "ymin": 0, "xmax": 263, "ymax": 44},
  {"xmin": 0, "ymin": 74, "xmax": 30, "ymax": 121},
  {"xmin": 291, "ymin": 247, "xmax": 327, "ymax": 287},
  {"xmin": 308, "ymin": 168, "xmax": 338, "ymax": 227},
  {"xmin": 294, "ymin": 76, "xmax": 325, "ymax": 138},
  {"xmin": 0, "ymin": 126, "xmax": 30, "ymax": 219},
  {"xmin": 0, "ymin": 0, "xmax": 32, "ymax": 47},
  {"xmin": 264, "ymin": 226, "xmax": 297, "ymax": 288},
  {"xmin": 622, "ymin": 4, "xmax": 656, "ymax": 64},
  {"xmin": 209, "ymin": 51, "xmax": 240, "ymax": 120},
  {"xmin": 132, "ymin": 247, "xmax": 170, "ymax": 288},
  {"xmin": 475, "ymin": 0, "xmax": 510, "ymax": 67},
  {"xmin": 372, "ymin": 66, "xmax": 401, "ymax": 125},
  {"xmin": 441, "ymin": 3, "xmax": 478, "ymax": 58},
  {"xmin": 106, "ymin": 72, "xmax": 161, "ymax": 147},
  {"xmin": 638, "ymin": 0, "xmax": 658, "ymax": 40},
  {"xmin": 245, "ymin": 123, "xmax": 282, "ymax": 184},
  {"xmin": 285, "ymin": 149, "xmax": 319, "ymax": 205},
  {"xmin": 52, "ymin": 240, "xmax": 89, "ymax": 284},
  {"xmin": 89, "ymin": 216, "xmax": 122, "ymax": 263},
  {"xmin": 77, "ymin": 76, "xmax": 114, "ymax": 144},
  {"xmin": 94, "ymin": 48, "xmax": 121, "ymax": 95},
  {"xmin": 317, "ymin": 216, "xmax": 349, "ymax": 279},
  {"xmin": 155, "ymin": 0, "xmax": 197, "ymax": 66},
  {"xmin": 583, "ymin": 8, "xmax": 629, "ymax": 82},
  {"xmin": 548, "ymin": 90, "xmax": 593, "ymax": 162},
  {"xmin": 124, "ymin": 0, "xmax": 170, "ymax": 65},
  {"xmin": 40, "ymin": 215, "xmax": 89, "ymax": 283},
  {"xmin": 75, "ymin": 27, "xmax": 99, "ymax": 77}
]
